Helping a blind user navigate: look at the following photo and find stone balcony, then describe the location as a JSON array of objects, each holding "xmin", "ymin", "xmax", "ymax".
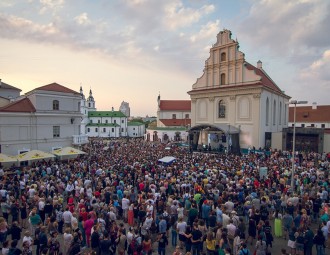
[{"xmin": 72, "ymin": 134, "xmax": 89, "ymax": 145}]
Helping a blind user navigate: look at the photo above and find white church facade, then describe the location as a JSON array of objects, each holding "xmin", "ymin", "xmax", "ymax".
[
  {"xmin": 79, "ymin": 87, "xmax": 143, "ymax": 138},
  {"xmin": 188, "ymin": 29, "xmax": 291, "ymax": 151}
]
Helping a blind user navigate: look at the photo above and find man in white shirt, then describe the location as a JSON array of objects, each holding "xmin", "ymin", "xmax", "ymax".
[
  {"xmin": 177, "ymin": 217, "xmax": 187, "ymax": 248},
  {"xmin": 227, "ymin": 219, "xmax": 237, "ymax": 249},
  {"xmin": 224, "ymin": 199, "xmax": 234, "ymax": 214},
  {"xmin": 108, "ymin": 207, "xmax": 117, "ymax": 221},
  {"xmin": 62, "ymin": 207, "xmax": 73, "ymax": 229},
  {"xmin": 121, "ymin": 195, "xmax": 130, "ymax": 222},
  {"xmin": 222, "ymin": 211, "xmax": 230, "ymax": 228}
]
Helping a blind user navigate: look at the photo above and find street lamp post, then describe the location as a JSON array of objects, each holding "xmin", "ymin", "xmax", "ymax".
[{"xmin": 289, "ymin": 100, "xmax": 308, "ymax": 190}]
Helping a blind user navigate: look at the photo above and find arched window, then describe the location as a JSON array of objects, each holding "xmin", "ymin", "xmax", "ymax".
[
  {"xmin": 266, "ymin": 98, "xmax": 269, "ymax": 126},
  {"xmin": 221, "ymin": 52, "xmax": 226, "ymax": 61},
  {"xmin": 279, "ymin": 102, "xmax": 282, "ymax": 125},
  {"xmin": 53, "ymin": 100, "xmax": 59, "ymax": 110},
  {"xmin": 218, "ymin": 100, "xmax": 226, "ymax": 118},
  {"xmin": 273, "ymin": 100, "xmax": 276, "ymax": 125},
  {"xmin": 220, "ymin": 73, "xmax": 226, "ymax": 85}
]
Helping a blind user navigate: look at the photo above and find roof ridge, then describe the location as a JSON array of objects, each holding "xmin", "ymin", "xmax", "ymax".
[{"xmin": 0, "ymin": 97, "xmax": 36, "ymax": 112}]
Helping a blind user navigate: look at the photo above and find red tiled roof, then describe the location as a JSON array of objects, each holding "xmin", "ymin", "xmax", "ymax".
[
  {"xmin": 0, "ymin": 97, "xmax": 36, "ymax": 112},
  {"xmin": 159, "ymin": 100, "xmax": 191, "ymax": 111},
  {"xmin": 289, "ymin": 105, "xmax": 330, "ymax": 122},
  {"xmin": 160, "ymin": 119, "xmax": 191, "ymax": 126},
  {"xmin": 29, "ymin": 82, "xmax": 80, "ymax": 95},
  {"xmin": 245, "ymin": 62, "xmax": 285, "ymax": 95},
  {"xmin": 0, "ymin": 81, "xmax": 21, "ymax": 91}
]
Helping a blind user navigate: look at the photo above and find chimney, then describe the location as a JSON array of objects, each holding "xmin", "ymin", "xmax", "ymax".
[
  {"xmin": 312, "ymin": 102, "xmax": 317, "ymax": 110},
  {"xmin": 112, "ymin": 107, "xmax": 114, "ymax": 112},
  {"xmin": 257, "ymin": 60, "xmax": 262, "ymax": 69}
]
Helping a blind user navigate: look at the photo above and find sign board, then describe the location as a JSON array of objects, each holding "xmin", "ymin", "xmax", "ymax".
[{"xmin": 259, "ymin": 167, "xmax": 268, "ymax": 179}]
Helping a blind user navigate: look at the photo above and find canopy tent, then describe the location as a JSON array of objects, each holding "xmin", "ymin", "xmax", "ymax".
[
  {"xmin": 15, "ymin": 150, "xmax": 55, "ymax": 162},
  {"xmin": 0, "ymin": 153, "xmax": 18, "ymax": 163},
  {"xmin": 52, "ymin": 146, "xmax": 86, "ymax": 156},
  {"xmin": 158, "ymin": 156, "xmax": 176, "ymax": 165}
]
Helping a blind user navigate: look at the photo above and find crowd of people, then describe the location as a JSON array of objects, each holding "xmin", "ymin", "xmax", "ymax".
[{"xmin": 0, "ymin": 138, "xmax": 329, "ymax": 255}]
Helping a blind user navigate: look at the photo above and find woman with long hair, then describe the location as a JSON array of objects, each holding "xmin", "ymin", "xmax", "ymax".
[
  {"xmin": 205, "ymin": 231, "xmax": 216, "ymax": 255},
  {"xmin": 142, "ymin": 235, "xmax": 152, "ymax": 255},
  {"xmin": 255, "ymin": 235, "xmax": 267, "ymax": 255}
]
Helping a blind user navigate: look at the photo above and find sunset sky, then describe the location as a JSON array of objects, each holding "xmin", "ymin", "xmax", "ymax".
[{"xmin": 1, "ymin": 0, "xmax": 329, "ymax": 116}]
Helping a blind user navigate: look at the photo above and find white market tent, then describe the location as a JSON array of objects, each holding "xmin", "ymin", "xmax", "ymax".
[{"xmin": 158, "ymin": 156, "xmax": 176, "ymax": 164}]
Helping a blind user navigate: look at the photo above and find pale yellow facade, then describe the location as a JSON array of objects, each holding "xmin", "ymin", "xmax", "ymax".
[{"xmin": 188, "ymin": 29, "xmax": 291, "ymax": 149}]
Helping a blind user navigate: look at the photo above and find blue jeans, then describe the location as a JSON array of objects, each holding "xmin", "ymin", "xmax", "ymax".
[
  {"xmin": 192, "ymin": 243, "xmax": 200, "ymax": 255},
  {"xmin": 315, "ymin": 245, "xmax": 325, "ymax": 255},
  {"xmin": 0, "ymin": 232, "xmax": 7, "ymax": 243},
  {"xmin": 158, "ymin": 247, "xmax": 166, "ymax": 255},
  {"xmin": 171, "ymin": 229, "xmax": 177, "ymax": 247}
]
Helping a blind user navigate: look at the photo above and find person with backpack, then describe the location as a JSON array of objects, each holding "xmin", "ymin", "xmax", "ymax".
[
  {"xmin": 116, "ymin": 228, "xmax": 128, "ymax": 255},
  {"xmin": 263, "ymin": 220, "xmax": 273, "ymax": 248},
  {"xmin": 304, "ymin": 226, "xmax": 314, "ymax": 255},
  {"xmin": 99, "ymin": 231, "xmax": 112, "ymax": 255},
  {"xmin": 157, "ymin": 232, "xmax": 168, "ymax": 255},
  {"xmin": 313, "ymin": 229, "xmax": 325, "ymax": 255},
  {"xmin": 295, "ymin": 228, "xmax": 305, "ymax": 255},
  {"xmin": 255, "ymin": 235, "xmax": 267, "ymax": 255},
  {"xmin": 8, "ymin": 239, "xmax": 22, "ymax": 255},
  {"xmin": 38, "ymin": 226, "xmax": 48, "ymax": 255},
  {"xmin": 238, "ymin": 243, "xmax": 251, "ymax": 255}
]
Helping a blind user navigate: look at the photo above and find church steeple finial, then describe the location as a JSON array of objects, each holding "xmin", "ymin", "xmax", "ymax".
[{"xmin": 87, "ymin": 87, "xmax": 94, "ymax": 102}]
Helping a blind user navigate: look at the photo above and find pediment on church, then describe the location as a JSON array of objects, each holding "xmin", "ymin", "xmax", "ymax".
[{"xmin": 190, "ymin": 29, "xmax": 286, "ymax": 96}]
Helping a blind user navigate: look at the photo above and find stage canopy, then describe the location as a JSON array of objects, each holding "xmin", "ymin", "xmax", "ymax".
[{"xmin": 158, "ymin": 156, "xmax": 176, "ymax": 164}]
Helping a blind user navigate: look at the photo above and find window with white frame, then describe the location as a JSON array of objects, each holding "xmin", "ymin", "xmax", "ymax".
[{"xmin": 53, "ymin": 126, "xmax": 60, "ymax": 138}]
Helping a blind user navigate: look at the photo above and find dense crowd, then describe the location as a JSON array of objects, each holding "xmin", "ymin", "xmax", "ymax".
[{"xmin": 0, "ymin": 138, "xmax": 329, "ymax": 255}]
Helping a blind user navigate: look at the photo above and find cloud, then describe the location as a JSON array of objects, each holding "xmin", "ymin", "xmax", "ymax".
[
  {"xmin": 190, "ymin": 19, "xmax": 220, "ymax": 43},
  {"xmin": 238, "ymin": 0, "xmax": 330, "ymax": 54},
  {"xmin": 164, "ymin": 1, "xmax": 215, "ymax": 30},
  {"xmin": 74, "ymin": 13, "xmax": 91, "ymax": 26},
  {"xmin": 0, "ymin": 14, "xmax": 63, "ymax": 39},
  {"xmin": 0, "ymin": 0, "xmax": 221, "ymax": 77},
  {"xmin": 301, "ymin": 49, "xmax": 330, "ymax": 81}
]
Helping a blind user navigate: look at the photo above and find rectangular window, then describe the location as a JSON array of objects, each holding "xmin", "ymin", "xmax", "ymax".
[
  {"xmin": 122, "ymin": 120, "xmax": 124, "ymax": 123},
  {"xmin": 103, "ymin": 128, "xmax": 106, "ymax": 132},
  {"xmin": 114, "ymin": 120, "xmax": 117, "ymax": 124},
  {"xmin": 90, "ymin": 120, "xmax": 93, "ymax": 123},
  {"xmin": 98, "ymin": 120, "xmax": 101, "ymax": 123},
  {"xmin": 321, "ymin": 124, "xmax": 325, "ymax": 128},
  {"xmin": 172, "ymin": 114, "xmax": 176, "ymax": 119},
  {"xmin": 311, "ymin": 124, "xmax": 315, "ymax": 127},
  {"xmin": 301, "ymin": 124, "xmax": 305, "ymax": 127},
  {"xmin": 105, "ymin": 120, "xmax": 108, "ymax": 124},
  {"xmin": 87, "ymin": 128, "xmax": 90, "ymax": 132},
  {"xmin": 112, "ymin": 128, "xmax": 114, "ymax": 132},
  {"xmin": 53, "ymin": 100, "xmax": 59, "ymax": 110},
  {"xmin": 121, "ymin": 128, "xmax": 124, "ymax": 132},
  {"xmin": 95, "ymin": 128, "xmax": 98, "ymax": 132},
  {"xmin": 185, "ymin": 114, "xmax": 189, "ymax": 119},
  {"xmin": 133, "ymin": 128, "xmax": 135, "ymax": 130},
  {"xmin": 53, "ymin": 126, "xmax": 60, "ymax": 138}
]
